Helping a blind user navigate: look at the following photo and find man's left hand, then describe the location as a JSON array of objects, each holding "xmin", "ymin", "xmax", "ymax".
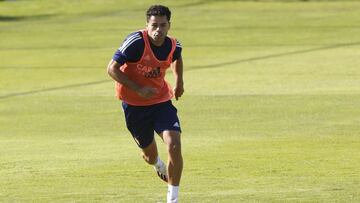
[{"xmin": 173, "ymin": 83, "xmax": 184, "ymax": 100}]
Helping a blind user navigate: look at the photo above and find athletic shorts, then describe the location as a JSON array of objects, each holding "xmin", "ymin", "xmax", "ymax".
[{"xmin": 122, "ymin": 100, "xmax": 181, "ymax": 148}]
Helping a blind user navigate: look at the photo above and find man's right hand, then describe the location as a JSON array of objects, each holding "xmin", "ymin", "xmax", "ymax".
[{"xmin": 137, "ymin": 86, "xmax": 158, "ymax": 99}]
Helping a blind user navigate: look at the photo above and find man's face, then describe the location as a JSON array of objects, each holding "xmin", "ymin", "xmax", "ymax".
[{"xmin": 146, "ymin": 15, "xmax": 170, "ymax": 45}]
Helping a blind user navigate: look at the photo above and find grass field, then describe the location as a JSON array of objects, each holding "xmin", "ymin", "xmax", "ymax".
[{"xmin": 1, "ymin": 0, "xmax": 360, "ymax": 202}]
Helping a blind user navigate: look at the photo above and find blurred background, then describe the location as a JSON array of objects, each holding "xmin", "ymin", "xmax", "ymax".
[{"xmin": 1, "ymin": 0, "xmax": 360, "ymax": 202}]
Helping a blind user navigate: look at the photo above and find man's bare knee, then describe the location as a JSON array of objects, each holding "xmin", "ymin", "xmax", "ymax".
[
  {"xmin": 162, "ymin": 131, "xmax": 181, "ymax": 153},
  {"xmin": 167, "ymin": 140, "xmax": 181, "ymax": 155}
]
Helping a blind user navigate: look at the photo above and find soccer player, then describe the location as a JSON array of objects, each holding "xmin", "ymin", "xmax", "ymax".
[{"xmin": 107, "ymin": 5, "xmax": 184, "ymax": 203}]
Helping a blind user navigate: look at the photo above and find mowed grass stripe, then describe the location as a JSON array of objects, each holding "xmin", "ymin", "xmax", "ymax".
[{"xmin": 2, "ymin": 40, "xmax": 359, "ymax": 99}]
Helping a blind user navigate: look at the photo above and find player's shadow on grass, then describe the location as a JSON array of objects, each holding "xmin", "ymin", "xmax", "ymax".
[
  {"xmin": 191, "ymin": 41, "xmax": 360, "ymax": 71},
  {"xmin": 1, "ymin": 41, "xmax": 359, "ymax": 100}
]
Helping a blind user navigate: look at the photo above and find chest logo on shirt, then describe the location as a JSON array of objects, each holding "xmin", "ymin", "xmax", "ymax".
[{"xmin": 136, "ymin": 64, "xmax": 161, "ymax": 78}]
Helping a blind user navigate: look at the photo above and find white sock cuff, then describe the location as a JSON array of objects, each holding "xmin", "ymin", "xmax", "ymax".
[
  {"xmin": 168, "ymin": 185, "xmax": 179, "ymax": 190},
  {"xmin": 156, "ymin": 156, "xmax": 161, "ymax": 164},
  {"xmin": 167, "ymin": 185, "xmax": 179, "ymax": 202},
  {"xmin": 153, "ymin": 156, "xmax": 162, "ymax": 166}
]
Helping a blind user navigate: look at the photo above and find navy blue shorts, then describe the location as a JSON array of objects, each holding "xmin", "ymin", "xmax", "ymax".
[{"xmin": 122, "ymin": 100, "xmax": 181, "ymax": 148}]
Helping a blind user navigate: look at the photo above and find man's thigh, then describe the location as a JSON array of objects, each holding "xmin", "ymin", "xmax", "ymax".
[
  {"xmin": 153, "ymin": 101, "xmax": 182, "ymax": 135},
  {"xmin": 122, "ymin": 102, "xmax": 155, "ymax": 148}
]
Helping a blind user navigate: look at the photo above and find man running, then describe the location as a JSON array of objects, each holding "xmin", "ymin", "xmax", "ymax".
[{"xmin": 107, "ymin": 5, "xmax": 184, "ymax": 203}]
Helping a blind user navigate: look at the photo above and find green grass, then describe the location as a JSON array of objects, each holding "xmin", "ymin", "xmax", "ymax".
[{"xmin": 1, "ymin": 0, "xmax": 360, "ymax": 202}]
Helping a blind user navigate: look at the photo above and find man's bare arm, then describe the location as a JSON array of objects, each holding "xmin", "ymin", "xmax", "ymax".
[{"xmin": 171, "ymin": 56, "xmax": 184, "ymax": 100}]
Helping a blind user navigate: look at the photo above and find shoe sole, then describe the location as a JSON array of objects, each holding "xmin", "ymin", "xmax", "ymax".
[{"xmin": 157, "ymin": 171, "xmax": 168, "ymax": 182}]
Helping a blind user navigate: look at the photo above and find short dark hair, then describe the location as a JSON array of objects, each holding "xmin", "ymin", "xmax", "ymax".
[{"xmin": 146, "ymin": 5, "xmax": 171, "ymax": 22}]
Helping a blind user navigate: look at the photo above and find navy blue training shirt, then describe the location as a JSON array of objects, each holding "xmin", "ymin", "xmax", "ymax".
[{"xmin": 113, "ymin": 31, "xmax": 182, "ymax": 65}]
